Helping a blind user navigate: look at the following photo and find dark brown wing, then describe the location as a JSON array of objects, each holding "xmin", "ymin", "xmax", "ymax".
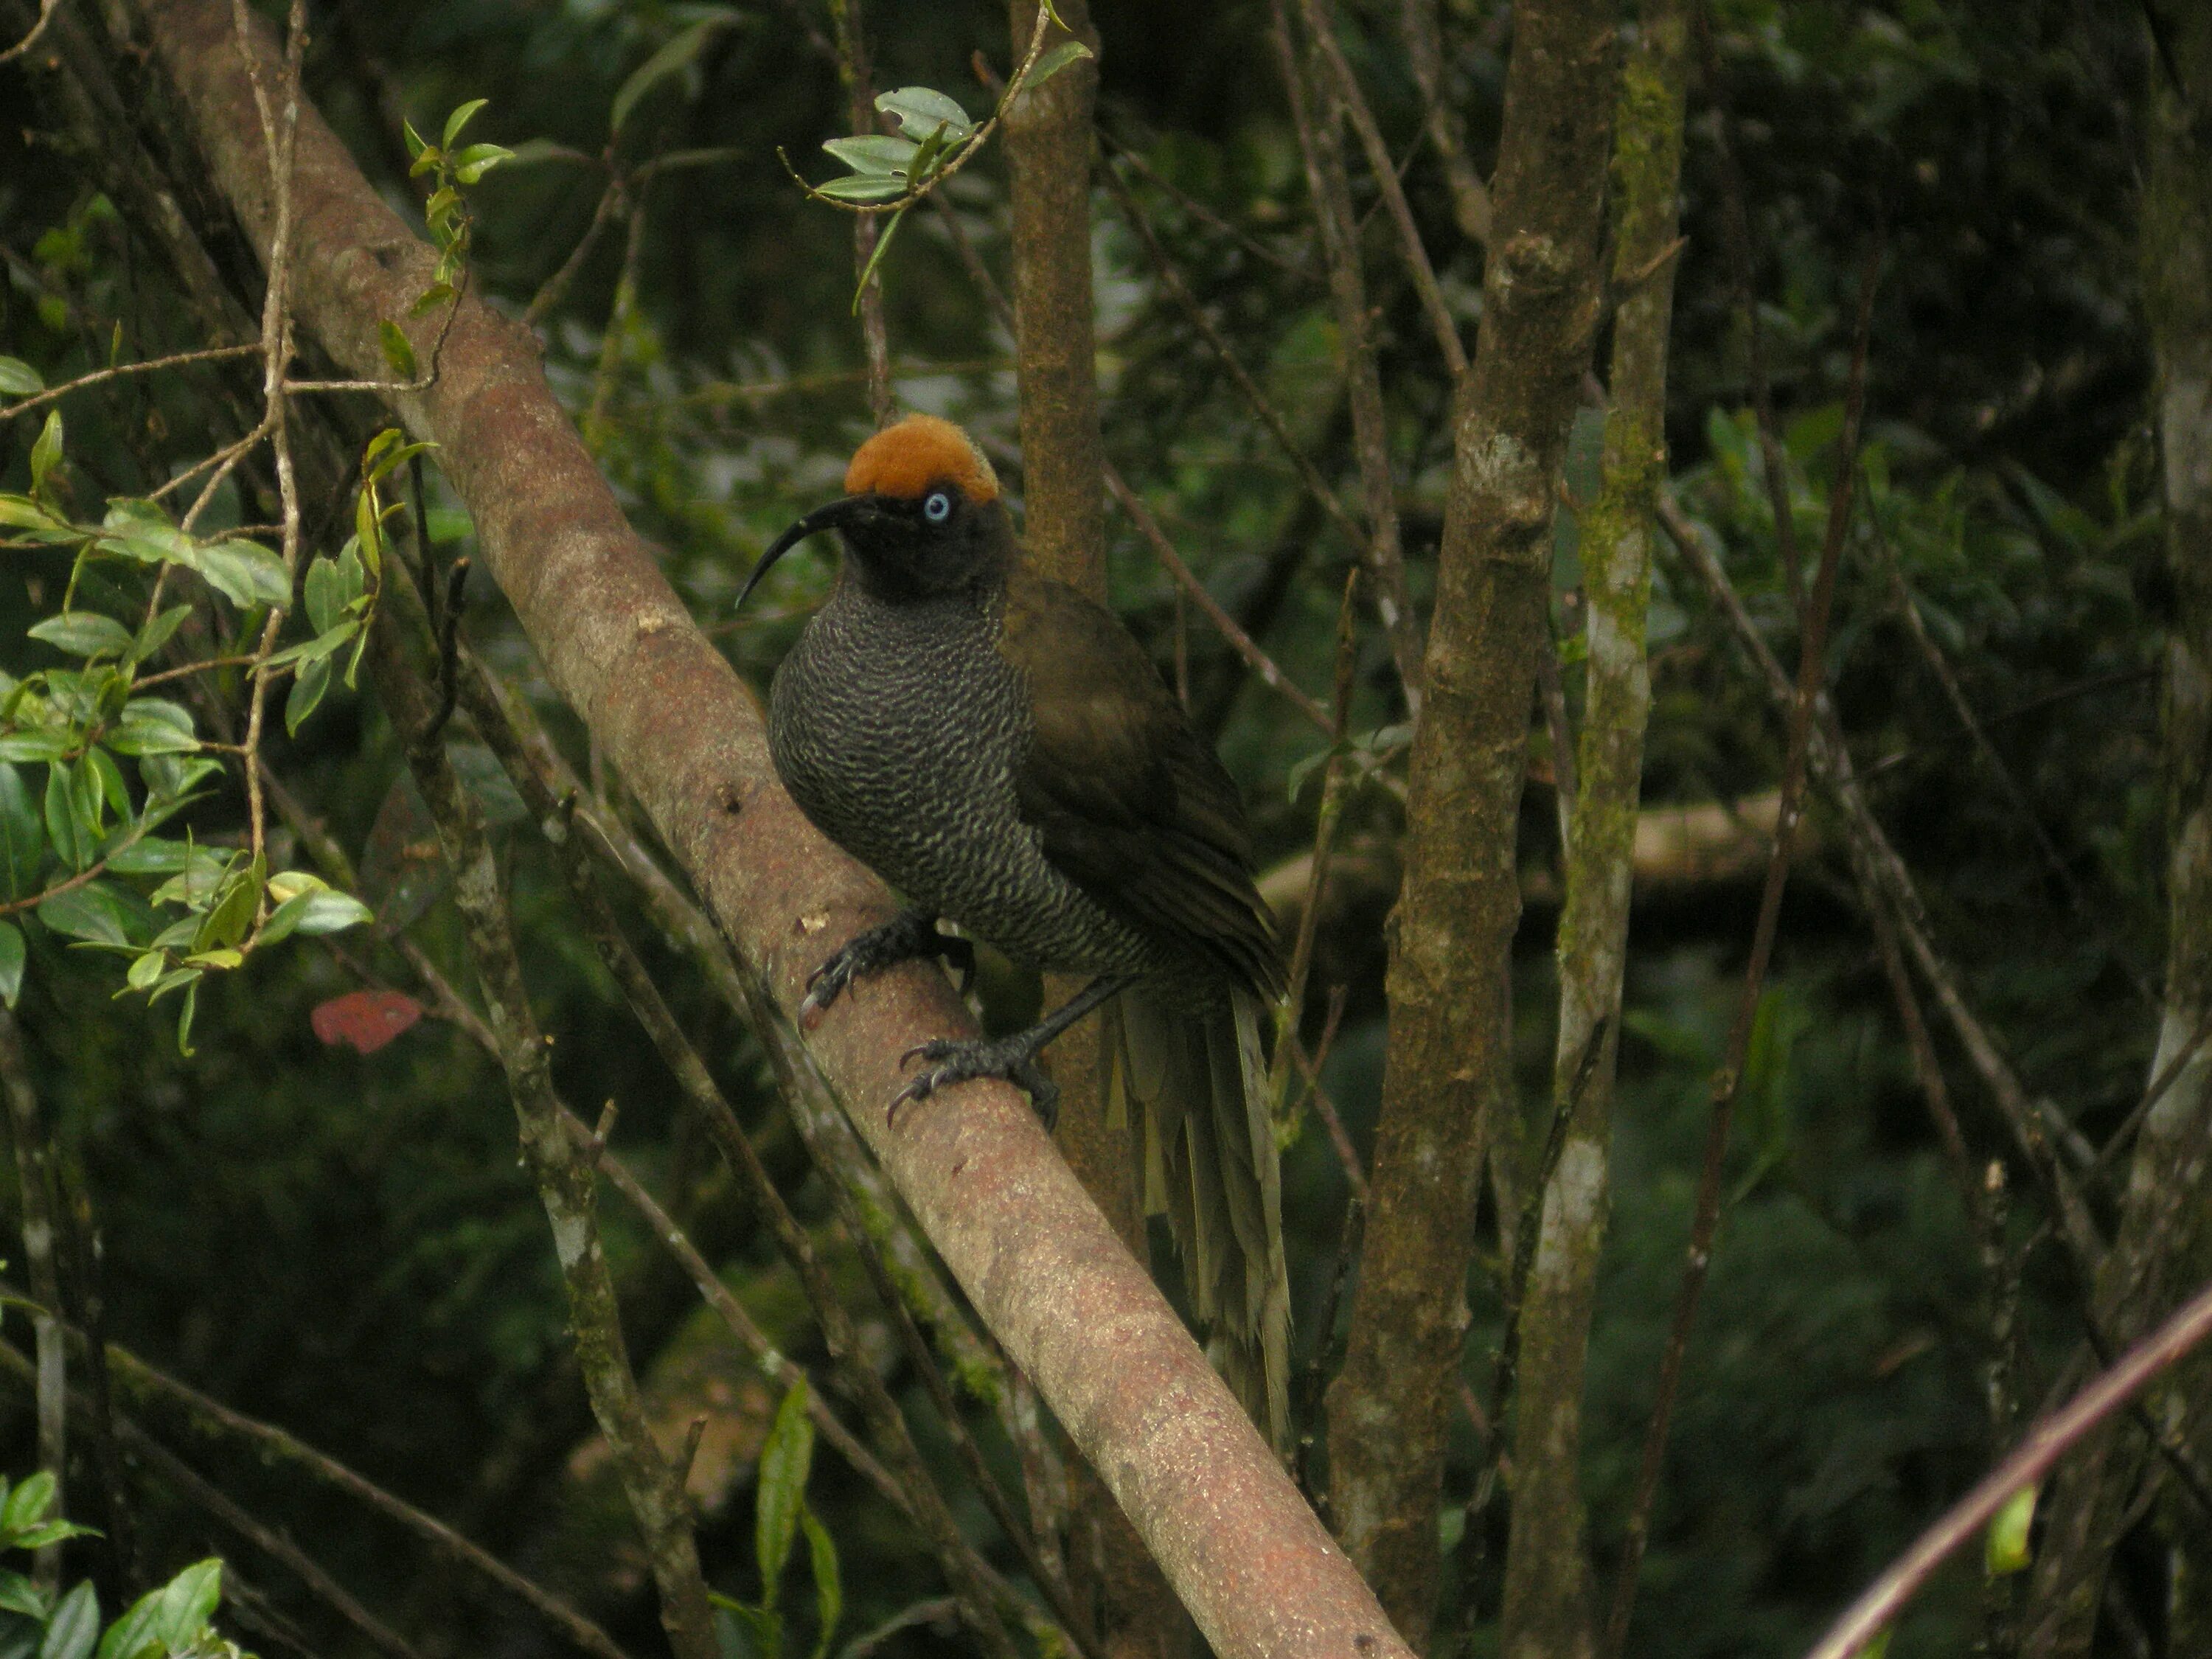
[{"xmin": 1000, "ymin": 571, "xmax": 1284, "ymax": 999}]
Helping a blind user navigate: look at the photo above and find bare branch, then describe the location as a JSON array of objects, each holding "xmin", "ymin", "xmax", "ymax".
[
  {"xmin": 1270, "ymin": 0, "xmax": 1426, "ymax": 717},
  {"xmin": 1297, "ymin": 0, "xmax": 1466, "ymax": 375},
  {"xmin": 1607, "ymin": 245, "xmax": 1881, "ymax": 1654},
  {"xmin": 1803, "ymin": 1276, "xmax": 2212, "ymax": 1659}
]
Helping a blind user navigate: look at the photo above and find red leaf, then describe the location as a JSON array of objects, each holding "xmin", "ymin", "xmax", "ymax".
[{"xmin": 311, "ymin": 990, "xmax": 425, "ymax": 1054}]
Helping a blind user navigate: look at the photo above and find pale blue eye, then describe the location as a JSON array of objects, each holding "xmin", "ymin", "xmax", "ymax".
[{"xmin": 923, "ymin": 491, "xmax": 953, "ymax": 524}]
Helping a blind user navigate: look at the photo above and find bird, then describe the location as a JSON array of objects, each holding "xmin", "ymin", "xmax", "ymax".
[{"xmin": 737, "ymin": 413, "xmax": 1291, "ymax": 1448}]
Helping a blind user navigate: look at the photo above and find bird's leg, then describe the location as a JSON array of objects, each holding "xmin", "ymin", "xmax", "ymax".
[
  {"xmin": 800, "ymin": 907, "xmax": 977, "ymax": 1030},
  {"xmin": 891, "ymin": 973, "xmax": 1137, "ymax": 1132}
]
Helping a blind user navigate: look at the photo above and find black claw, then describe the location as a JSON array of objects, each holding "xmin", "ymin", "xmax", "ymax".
[
  {"xmin": 801, "ymin": 911, "xmax": 969, "ymax": 1027},
  {"xmin": 887, "ymin": 1035, "xmax": 1060, "ymax": 1130}
]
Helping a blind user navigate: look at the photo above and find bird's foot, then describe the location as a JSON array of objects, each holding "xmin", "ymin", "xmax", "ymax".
[
  {"xmin": 801, "ymin": 909, "xmax": 976, "ymax": 1030},
  {"xmin": 891, "ymin": 1035, "xmax": 1060, "ymax": 1132}
]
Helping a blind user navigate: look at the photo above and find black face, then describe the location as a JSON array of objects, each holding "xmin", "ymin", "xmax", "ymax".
[{"xmin": 737, "ymin": 479, "xmax": 1011, "ymax": 611}]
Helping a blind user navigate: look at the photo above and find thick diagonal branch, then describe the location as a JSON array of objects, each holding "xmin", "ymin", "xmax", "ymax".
[{"xmin": 126, "ymin": 4, "xmax": 1408, "ymax": 1655}]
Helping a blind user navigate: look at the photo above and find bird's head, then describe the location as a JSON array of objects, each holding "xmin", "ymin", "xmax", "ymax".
[{"xmin": 738, "ymin": 414, "xmax": 1011, "ymax": 608}]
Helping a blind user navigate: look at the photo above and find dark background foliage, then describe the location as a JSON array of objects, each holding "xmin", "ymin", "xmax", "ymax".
[{"xmin": 0, "ymin": 0, "xmax": 2174, "ymax": 1654}]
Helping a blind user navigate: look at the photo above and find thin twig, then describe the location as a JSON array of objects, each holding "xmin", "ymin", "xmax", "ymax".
[
  {"xmin": 827, "ymin": 0, "xmax": 894, "ymax": 425},
  {"xmin": 777, "ymin": 2, "xmax": 1057, "ymax": 218},
  {"xmin": 524, "ymin": 169, "xmax": 627, "ymax": 330},
  {"xmin": 230, "ymin": 0, "xmax": 309, "ymax": 888},
  {"xmin": 1801, "ymin": 1276, "xmax": 2212, "ymax": 1659},
  {"xmin": 1691, "ymin": 0, "xmax": 1804, "ymax": 602},
  {"xmin": 0, "ymin": 1337, "xmax": 423, "ymax": 1659},
  {"xmin": 1103, "ymin": 465, "xmax": 1331, "ymax": 731},
  {"xmin": 0, "ymin": 0, "xmax": 59, "ymax": 64},
  {"xmin": 1869, "ymin": 501, "xmax": 2157, "ymax": 1009},
  {"xmin": 1270, "ymin": 0, "xmax": 1426, "ymax": 717},
  {"xmin": 0, "ymin": 1015, "xmax": 65, "ymax": 1593},
  {"xmin": 1099, "ymin": 130, "xmax": 1314, "ymax": 276},
  {"xmin": 1605, "ymin": 243, "xmax": 1882, "ymax": 1658},
  {"xmin": 0, "ymin": 344, "xmax": 260, "ymax": 423},
  {"xmin": 1271, "ymin": 573, "xmax": 1363, "ymax": 1116},
  {"xmin": 1298, "ymin": 0, "xmax": 1467, "ymax": 375},
  {"xmin": 93, "ymin": 1337, "xmax": 635, "ymax": 1659},
  {"xmin": 1102, "ymin": 161, "xmax": 1367, "ymax": 552},
  {"xmin": 1397, "ymin": 0, "xmax": 1493, "ymax": 246}
]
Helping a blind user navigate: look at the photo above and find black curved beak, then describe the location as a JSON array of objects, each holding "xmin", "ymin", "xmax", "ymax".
[{"xmin": 736, "ymin": 496, "xmax": 876, "ymax": 610}]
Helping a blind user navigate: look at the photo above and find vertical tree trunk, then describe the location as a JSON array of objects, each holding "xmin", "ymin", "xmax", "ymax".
[
  {"xmin": 1499, "ymin": 4, "xmax": 1686, "ymax": 1656},
  {"xmin": 1004, "ymin": 10, "xmax": 1183, "ymax": 1656},
  {"xmin": 1324, "ymin": 1, "xmax": 1619, "ymax": 1644},
  {"xmin": 2024, "ymin": 8, "xmax": 2212, "ymax": 1652}
]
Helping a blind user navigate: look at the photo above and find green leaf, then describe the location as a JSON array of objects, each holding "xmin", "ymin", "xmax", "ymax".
[
  {"xmin": 40, "ymin": 1581, "xmax": 97, "ymax": 1659},
  {"xmin": 874, "ymin": 86, "xmax": 972, "ymax": 141},
  {"xmin": 150, "ymin": 1559, "xmax": 220, "ymax": 1655},
  {"xmin": 401, "ymin": 116, "xmax": 429, "ymax": 160},
  {"xmin": 849, "ymin": 206, "xmax": 906, "ymax": 313},
  {"xmin": 0, "ymin": 924, "xmax": 24, "ymax": 1009},
  {"xmin": 0, "ymin": 496, "xmax": 68, "ymax": 535},
  {"xmin": 262, "ymin": 619, "xmax": 358, "ymax": 675},
  {"xmin": 2, "ymin": 1474, "xmax": 55, "ymax": 1533},
  {"xmin": 0, "ymin": 734, "xmax": 69, "ymax": 765},
  {"xmin": 128, "ymin": 605, "xmax": 192, "ymax": 665},
  {"xmin": 108, "ymin": 700, "xmax": 200, "ymax": 759},
  {"xmin": 125, "ymin": 949, "xmax": 167, "ymax": 992},
  {"xmin": 44, "ymin": 765, "xmax": 88, "ymax": 873},
  {"xmin": 194, "ymin": 870, "xmax": 258, "ymax": 953},
  {"xmin": 811, "ymin": 176, "xmax": 908, "ymax": 205},
  {"xmin": 1022, "ymin": 40, "xmax": 1094, "ymax": 91},
  {"xmin": 7, "ymin": 1520, "xmax": 83, "ymax": 1554},
  {"xmin": 1986, "ymin": 1481, "xmax": 2036, "ymax": 1575},
  {"xmin": 304, "ymin": 556, "xmax": 344, "ymax": 636},
  {"xmin": 714, "ymin": 1599, "xmax": 781, "ymax": 1659},
  {"xmin": 84, "ymin": 748, "xmax": 128, "ymax": 822},
  {"xmin": 0, "ymin": 765, "xmax": 44, "ymax": 902},
  {"xmin": 291, "ymin": 888, "xmax": 373, "ymax": 936},
  {"xmin": 0, "ymin": 358, "xmax": 43, "ymax": 397},
  {"xmin": 452, "ymin": 143, "xmax": 515, "ymax": 185},
  {"xmin": 0, "ymin": 1568, "xmax": 43, "ymax": 1618},
  {"xmin": 408, "ymin": 282, "xmax": 456, "ymax": 318},
  {"xmin": 28, "ymin": 613, "xmax": 131, "ymax": 661},
  {"xmin": 106, "ymin": 838, "xmax": 215, "ymax": 878},
  {"xmin": 285, "ymin": 653, "xmax": 332, "ymax": 736},
  {"xmin": 96, "ymin": 503, "xmax": 197, "ymax": 568},
  {"xmin": 38, "ymin": 883, "xmax": 138, "ymax": 948},
  {"xmin": 92, "ymin": 1589, "xmax": 158, "ymax": 1659},
  {"xmin": 28, "ymin": 412, "xmax": 63, "ymax": 495},
  {"xmin": 173, "ymin": 975, "xmax": 198, "ymax": 1054},
  {"xmin": 193, "ymin": 539, "xmax": 291, "ymax": 610},
  {"xmin": 361, "ymin": 428, "xmax": 434, "ymax": 487},
  {"xmin": 379, "ymin": 321, "xmax": 419, "ymax": 381},
  {"xmin": 611, "ymin": 14, "xmax": 741, "ymax": 133},
  {"xmin": 441, "ymin": 97, "xmax": 490, "ymax": 148},
  {"xmin": 755, "ymin": 1382, "xmax": 815, "ymax": 1606},
  {"xmin": 821, "ymin": 136, "xmax": 918, "ymax": 177},
  {"xmin": 799, "ymin": 1509, "xmax": 840, "ymax": 1659}
]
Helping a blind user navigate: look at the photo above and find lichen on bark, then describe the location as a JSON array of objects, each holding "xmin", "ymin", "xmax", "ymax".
[
  {"xmin": 1499, "ymin": 7, "xmax": 1687, "ymax": 1656},
  {"xmin": 1323, "ymin": 0, "xmax": 1620, "ymax": 1643}
]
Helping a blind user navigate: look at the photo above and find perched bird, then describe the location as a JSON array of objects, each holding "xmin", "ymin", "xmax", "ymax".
[{"xmin": 738, "ymin": 414, "xmax": 1291, "ymax": 1447}]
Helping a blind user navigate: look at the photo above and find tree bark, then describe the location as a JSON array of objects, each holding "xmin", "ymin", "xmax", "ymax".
[
  {"xmin": 122, "ymin": 4, "xmax": 1412, "ymax": 1657},
  {"xmin": 1003, "ymin": 10, "xmax": 1183, "ymax": 1655},
  {"xmin": 2024, "ymin": 8, "xmax": 2212, "ymax": 1651},
  {"xmin": 1499, "ymin": 4, "xmax": 1686, "ymax": 1656},
  {"xmin": 1324, "ymin": 0, "xmax": 1618, "ymax": 1644}
]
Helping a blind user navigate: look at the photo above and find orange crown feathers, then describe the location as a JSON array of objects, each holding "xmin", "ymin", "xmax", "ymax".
[{"xmin": 844, "ymin": 414, "xmax": 1000, "ymax": 505}]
